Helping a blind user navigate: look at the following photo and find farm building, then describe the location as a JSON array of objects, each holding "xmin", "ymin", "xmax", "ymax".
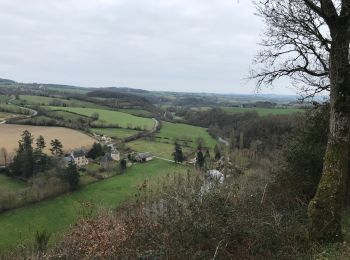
[
  {"xmin": 70, "ymin": 149, "xmax": 89, "ymax": 167},
  {"xmin": 107, "ymin": 144, "xmax": 120, "ymax": 161},
  {"xmin": 135, "ymin": 152, "xmax": 153, "ymax": 162},
  {"xmin": 100, "ymin": 153, "xmax": 114, "ymax": 169},
  {"xmin": 101, "ymin": 135, "xmax": 112, "ymax": 144}
]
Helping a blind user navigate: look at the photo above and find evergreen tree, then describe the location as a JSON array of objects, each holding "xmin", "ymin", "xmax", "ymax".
[
  {"xmin": 87, "ymin": 142, "xmax": 103, "ymax": 159},
  {"xmin": 34, "ymin": 135, "xmax": 49, "ymax": 173},
  {"xmin": 65, "ymin": 160, "xmax": 80, "ymax": 191},
  {"xmin": 173, "ymin": 142, "xmax": 184, "ymax": 163},
  {"xmin": 196, "ymin": 149, "xmax": 204, "ymax": 168},
  {"xmin": 35, "ymin": 135, "xmax": 46, "ymax": 154},
  {"xmin": 214, "ymin": 145, "xmax": 221, "ymax": 160},
  {"xmin": 10, "ymin": 130, "xmax": 34, "ymax": 178},
  {"xmin": 120, "ymin": 159, "xmax": 127, "ymax": 171},
  {"xmin": 50, "ymin": 139, "xmax": 63, "ymax": 156}
]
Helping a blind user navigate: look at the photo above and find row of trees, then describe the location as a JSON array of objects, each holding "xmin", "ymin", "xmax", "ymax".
[
  {"xmin": 8, "ymin": 131, "xmax": 79, "ymax": 190},
  {"xmin": 172, "ymin": 142, "xmax": 222, "ymax": 168},
  {"xmin": 10, "ymin": 131, "xmax": 62, "ymax": 178}
]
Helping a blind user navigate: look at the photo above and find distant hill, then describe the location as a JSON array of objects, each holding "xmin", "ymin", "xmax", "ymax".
[
  {"xmin": 87, "ymin": 89, "xmax": 156, "ymax": 111},
  {"xmin": 107, "ymin": 87, "xmax": 149, "ymax": 94},
  {"xmin": 0, "ymin": 78, "xmax": 16, "ymax": 84}
]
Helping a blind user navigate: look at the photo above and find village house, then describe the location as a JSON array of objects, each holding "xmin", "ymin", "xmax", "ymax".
[
  {"xmin": 106, "ymin": 144, "xmax": 120, "ymax": 161},
  {"xmin": 70, "ymin": 149, "xmax": 89, "ymax": 167}
]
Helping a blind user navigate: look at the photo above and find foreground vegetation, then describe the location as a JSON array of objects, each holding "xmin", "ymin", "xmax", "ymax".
[{"xmin": 0, "ymin": 159, "xmax": 186, "ymax": 251}]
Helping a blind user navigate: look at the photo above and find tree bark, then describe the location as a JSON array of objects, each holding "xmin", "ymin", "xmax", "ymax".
[{"xmin": 308, "ymin": 20, "xmax": 350, "ymax": 240}]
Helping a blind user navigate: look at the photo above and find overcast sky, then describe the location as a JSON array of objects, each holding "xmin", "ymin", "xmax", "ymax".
[{"xmin": 0, "ymin": 0, "xmax": 295, "ymax": 94}]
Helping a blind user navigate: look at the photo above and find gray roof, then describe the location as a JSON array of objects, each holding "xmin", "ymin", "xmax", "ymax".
[
  {"xmin": 63, "ymin": 156, "xmax": 73, "ymax": 163},
  {"xmin": 101, "ymin": 153, "xmax": 113, "ymax": 163},
  {"xmin": 72, "ymin": 149, "xmax": 86, "ymax": 158},
  {"xmin": 136, "ymin": 152, "xmax": 153, "ymax": 159}
]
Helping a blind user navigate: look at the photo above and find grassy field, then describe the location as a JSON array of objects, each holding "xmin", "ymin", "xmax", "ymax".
[
  {"xmin": 0, "ymin": 159, "xmax": 187, "ymax": 251},
  {"xmin": 221, "ymin": 107, "xmax": 304, "ymax": 116},
  {"xmin": 0, "ymin": 95, "xmax": 10, "ymax": 104},
  {"xmin": 0, "ymin": 175, "xmax": 27, "ymax": 193},
  {"xmin": 48, "ymin": 110, "xmax": 90, "ymax": 121},
  {"xmin": 92, "ymin": 128, "xmax": 140, "ymax": 139},
  {"xmin": 0, "ymin": 112, "xmax": 17, "ymax": 120},
  {"xmin": 0, "ymin": 104, "xmax": 29, "ymax": 115},
  {"xmin": 0, "ymin": 124, "xmax": 95, "ymax": 164},
  {"xmin": 48, "ymin": 107, "xmax": 155, "ymax": 130},
  {"xmin": 156, "ymin": 121, "xmax": 217, "ymax": 149},
  {"xmin": 128, "ymin": 139, "xmax": 191, "ymax": 159},
  {"xmin": 118, "ymin": 108, "xmax": 153, "ymax": 118},
  {"xmin": 18, "ymin": 95, "xmax": 103, "ymax": 109}
]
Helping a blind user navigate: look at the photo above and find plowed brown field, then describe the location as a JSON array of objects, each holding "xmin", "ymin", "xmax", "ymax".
[{"xmin": 0, "ymin": 124, "xmax": 95, "ymax": 165}]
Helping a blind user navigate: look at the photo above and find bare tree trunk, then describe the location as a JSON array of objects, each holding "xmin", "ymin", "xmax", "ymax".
[
  {"xmin": 0, "ymin": 148, "xmax": 7, "ymax": 167},
  {"xmin": 308, "ymin": 22, "xmax": 350, "ymax": 240}
]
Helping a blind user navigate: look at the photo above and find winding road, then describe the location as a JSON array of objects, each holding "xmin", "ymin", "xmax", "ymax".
[{"xmin": 0, "ymin": 100, "xmax": 38, "ymax": 125}]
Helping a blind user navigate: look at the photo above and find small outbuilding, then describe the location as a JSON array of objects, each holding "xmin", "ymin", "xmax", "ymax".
[{"xmin": 135, "ymin": 152, "xmax": 153, "ymax": 163}]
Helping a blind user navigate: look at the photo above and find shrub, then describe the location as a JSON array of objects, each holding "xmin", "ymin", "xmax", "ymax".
[
  {"xmin": 47, "ymin": 169, "xmax": 311, "ymax": 259},
  {"xmin": 271, "ymin": 105, "xmax": 329, "ymax": 207}
]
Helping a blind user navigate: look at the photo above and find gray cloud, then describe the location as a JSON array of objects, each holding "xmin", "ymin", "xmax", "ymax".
[{"xmin": 0, "ymin": 0, "xmax": 294, "ymax": 94}]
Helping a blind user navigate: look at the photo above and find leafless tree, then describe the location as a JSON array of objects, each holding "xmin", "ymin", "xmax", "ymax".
[
  {"xmin": 0, "ymin": 147, "xmax": 8, "ymax": 166},
  {"xmin": 252, "ymin": 0, "xmax": 350, "ymax": 240}
]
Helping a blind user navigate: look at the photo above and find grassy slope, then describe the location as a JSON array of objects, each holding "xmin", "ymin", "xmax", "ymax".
[
  {"xmin": 0, "ymin": 95, "xmax": 9, "ymax": 103},
  {"xmin": 47, "ymin": 107, "xmax": 155, "ymax": 130},
  {"xmin": 0, "ymin": 112, "xmax": 16, "ymax": 120},
  {"xmin": 118, "ymin": 108, "xmax": 153, "ymax": 118},
  {"xmin": 48, "ymin": 110, "xmax": 89, "ymax": 121},
  {"xmin": 0, "ymin": 159, "xmax": 186, "ymax": 251},
  {"xmin": 128, "ymin": 139, "xmax": 186, "ymax": 159},
  {"xmin": 0, "ymin": 175, "xmax": 27, "ymax": 192},
  {"xmin": 157, "ymin": 121, "xmax": 217, "ymax": 149},
  {"xmin": 92, "ymin": 128, "xmax": 140, "ymax": 139},
  {"xmin": 19, "ymin": 95, "xmax": 103, "ymax": 109},
  {"xmin": 221, "ymin": 107, "xmax": 303, "ymax": 116}
]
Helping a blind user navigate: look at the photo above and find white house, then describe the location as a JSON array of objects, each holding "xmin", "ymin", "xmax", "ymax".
[
  {"xmin": 71, "ymin": 149, "xmax": 89, "ymax": 167},
  {"xmin": 106, "ymin": 144, "xmax": 120, "ymax": 161}
]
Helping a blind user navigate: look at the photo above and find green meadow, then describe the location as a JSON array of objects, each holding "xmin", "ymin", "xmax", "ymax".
[
  {"xmin": 128, "ymin": 139, "xmax": 189, "ymax": 159},
  {"xmin": 0, "ymin": 175, "xmax": 27, "ymax": 193},
  {"xmin": 0, "ymin": 95, "xmax": 10, "ymax": 103},
  {"xmin": 92, "ymin": 128, "xmax": 140, "ymax": 139},
  {"xmin": 19, "ymin": 95, "xmax": 104, "ymax": 109},
  {"xmin": 48, "ymin": 107, "xmax": 155, "ymax": 130},
  {"xmin": 0, "ymin": 159, "xmax": 186, "ymax": 251},
  {"xmin": 118, "ymin": 108, "xmax": 153, "ymax": 118},
  {"xmin": 156, "ymin": 121, "xmax": 217, "ymax": 149}
]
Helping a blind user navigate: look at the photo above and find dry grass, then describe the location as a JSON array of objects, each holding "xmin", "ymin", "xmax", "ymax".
[{"xmin": 0, "ymin": 124, "xmax": 95, "ymax": 165}]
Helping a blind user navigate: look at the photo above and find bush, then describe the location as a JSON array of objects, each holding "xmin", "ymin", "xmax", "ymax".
[
  {"xmin": 271, "ymin": 105, "xmax": 329, "ymax": 207},
  {"xmin": 47, "ymin": 169, "xmax": 311, "ymax": 259}
]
